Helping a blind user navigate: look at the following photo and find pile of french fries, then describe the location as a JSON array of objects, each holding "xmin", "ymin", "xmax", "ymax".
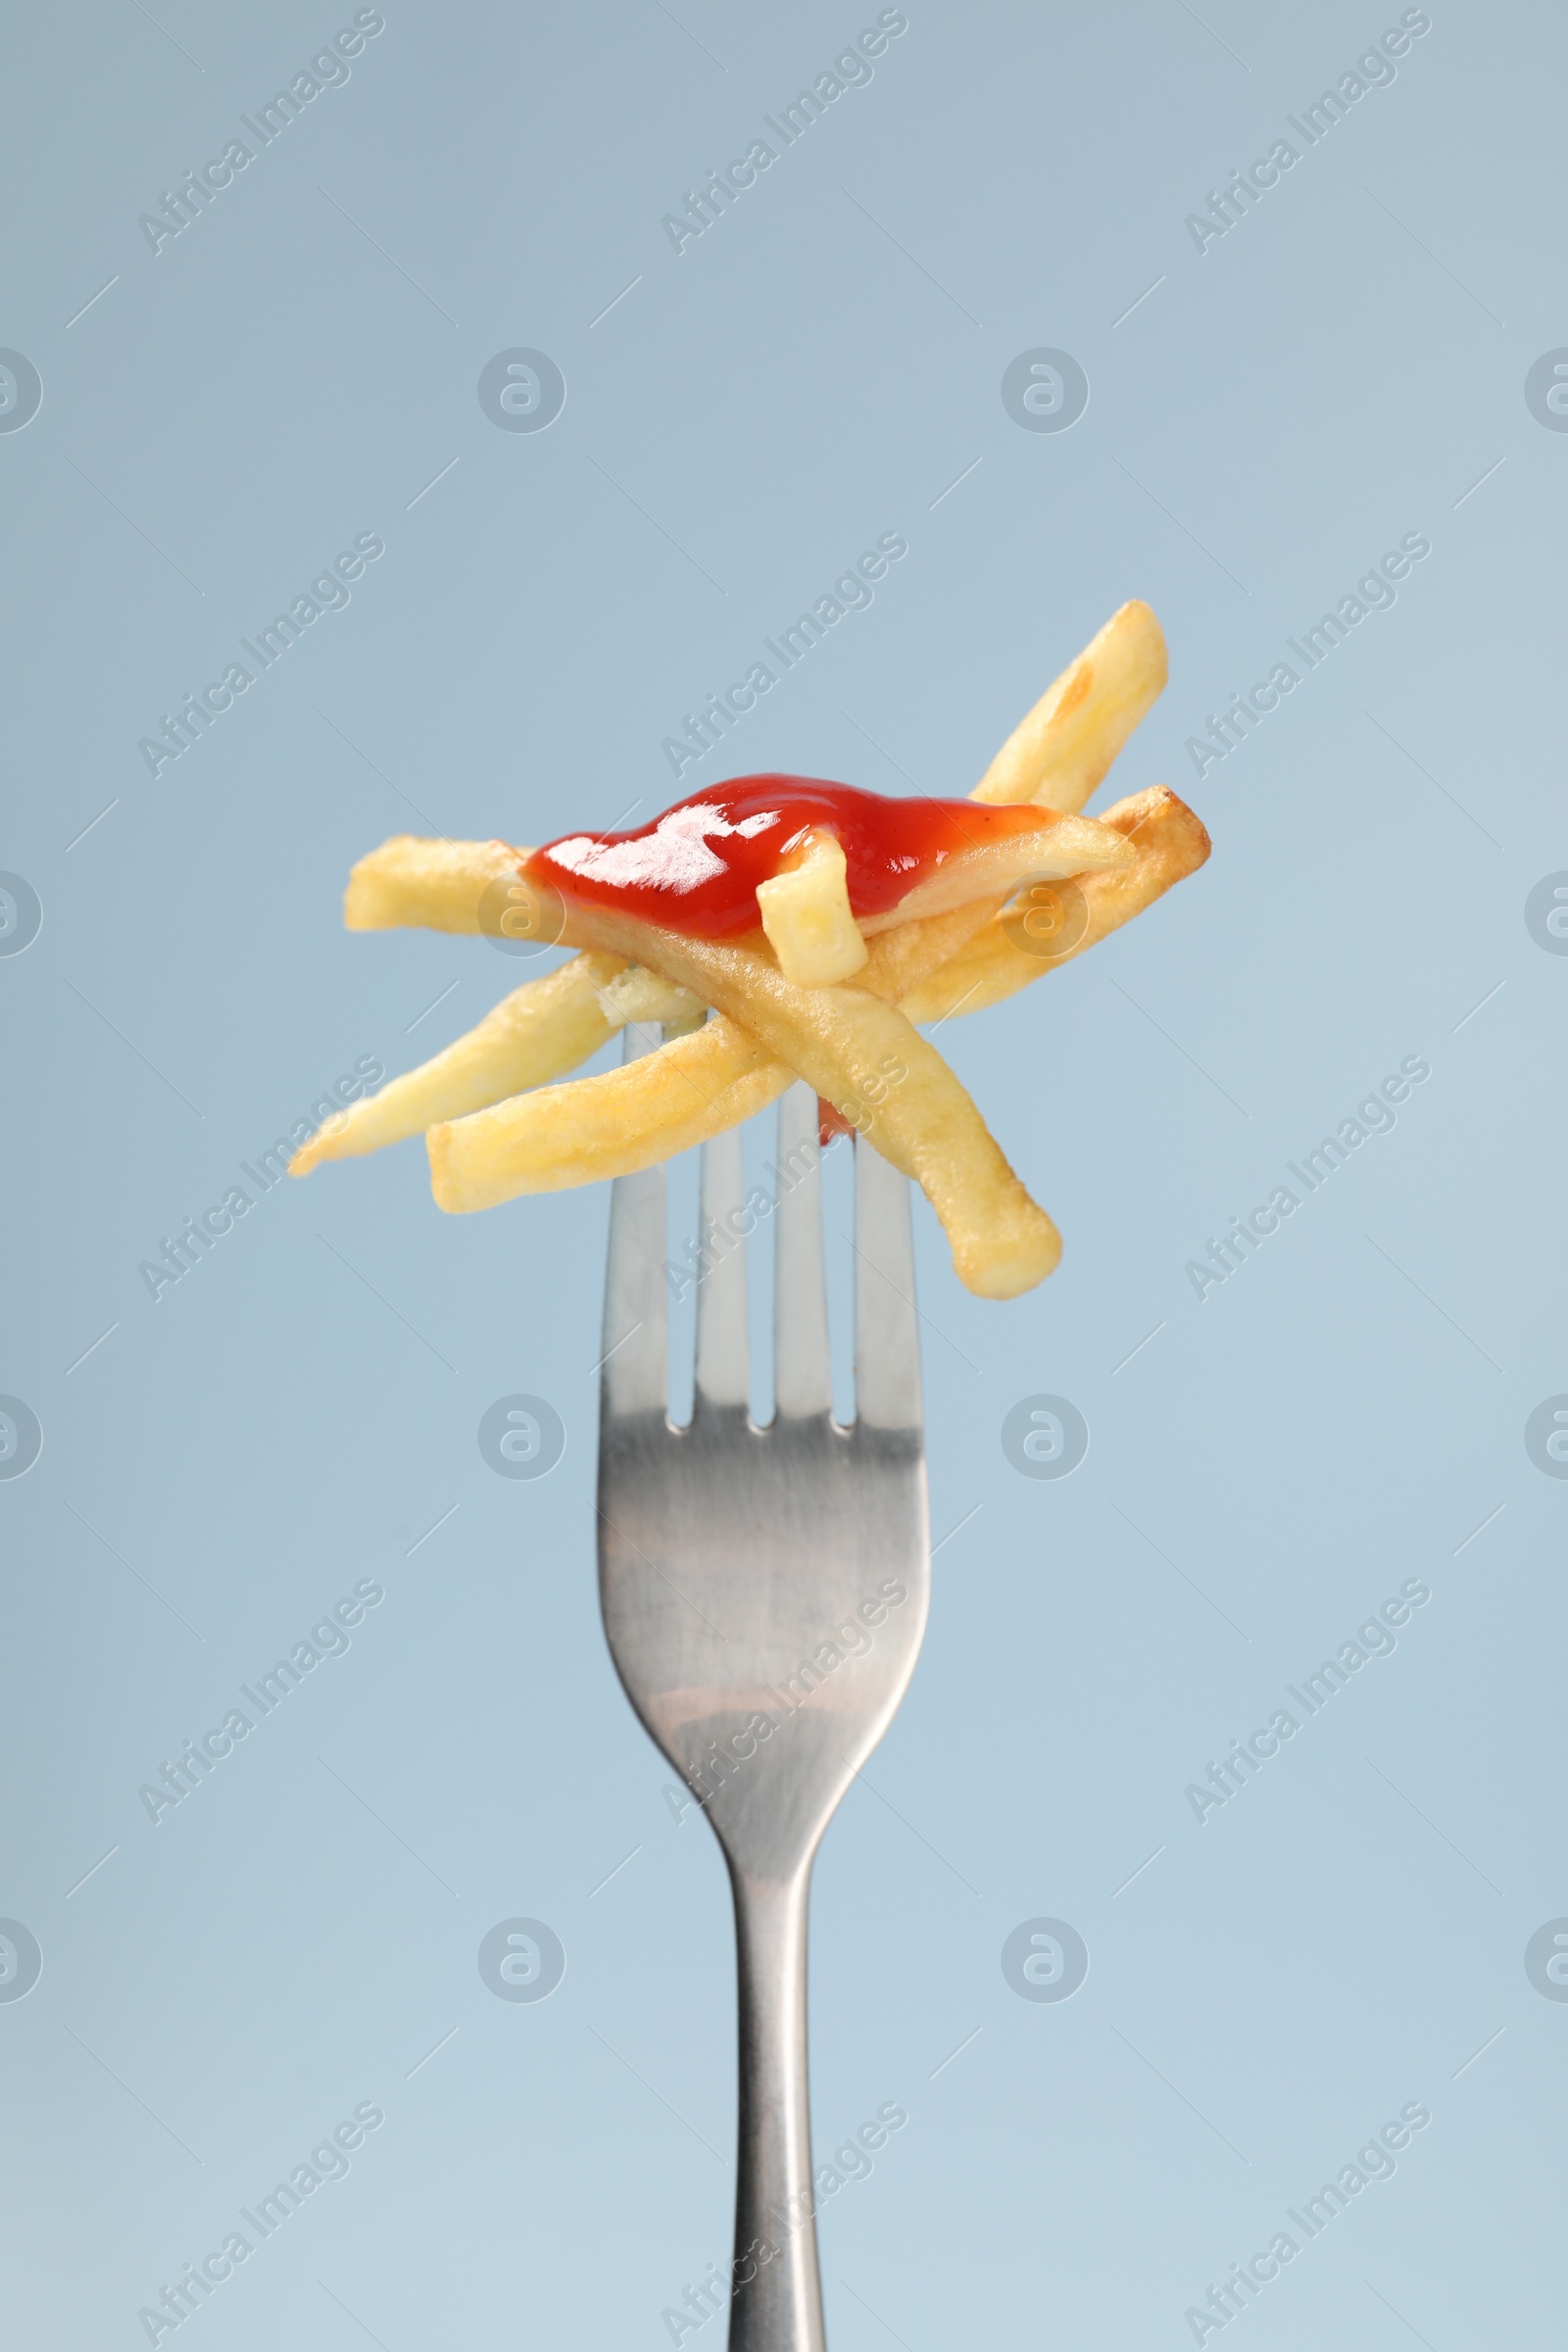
[{"xmin": 291, "ymin": 602, "xmax": 1209, "ymax": 1298}]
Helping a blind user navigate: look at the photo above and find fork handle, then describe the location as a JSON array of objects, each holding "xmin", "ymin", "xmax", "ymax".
[{"xmin": 726, "ymin": 1864, "xmax": 826, "ymax": 2351}]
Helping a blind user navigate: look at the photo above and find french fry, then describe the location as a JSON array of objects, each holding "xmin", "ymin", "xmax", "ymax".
[
  {"xmin": 901, "ymin": 787, "xmax": 1210, "ymax": 1022},
  {"xmin": 290, "ymin": 952, "xmax": 630, "ymax": 1172},
  {"xmin": 593, "ymin": 965, "xmax": 707, "ymax": 1033},
  {"xmin": 345, "ymin": 835, "xmax": 520, "ymax": 933},
  {"xmin": 425, "ymin": 900, "xmax": 1010, "ymax": 1204},
  {"xmin": 858, "ymin": 806, "xmax": 1132, "ymax": 932},
  {"xmin": 863, "ymin": 898, "xmax": 1010, "ymax": 1000},
  {"xmin": 438, "ymin": 893, "xmax": 1060, "ymax": 1298},
  {"xmin": 971, "ymin": 599, "xmax": 1167, "ymax": 812},
  {"xmin": 429, "ymin": 1019, "xmax": 790, "ymax": 1203},
  {"xmin": 290, "ymin": 952, "xmax": 717, "ymax": 1175},
  {"xmin": 756, "ymin": 830, "xmax": 869, "ymax": 987}
]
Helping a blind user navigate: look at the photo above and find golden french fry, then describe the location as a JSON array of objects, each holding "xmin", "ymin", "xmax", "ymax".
[
  {"xmin": 344, "ymin": 835, "xmax": 522, "ymax": 933},
  {"xmin": 863, "ymin": 898, "xmax": 1008, "ymax": 999},
  {"xmin": 291, "ymin": 951, "xmax": 717, "ymax": 1176},
  {"xmin": 429, "ymin": 1017, "xmax": 786, "ymax": 1202},
  {"xmin": 859, "ymin": 806, "xmax": 1133, "ymax": 932},
  {"xmin": 428, "ymin": 900, "xmax": 1008, "ymax": 1204},
  {"xmin": 447, "ymin": 893, "xmax": 1059, "ymax": 1298},
  {"xmin": 971, "ymin": 599, "xmax": 1167, "ymax": 811},
  {"xmin": 902, "ymin": 787, "xmax": 1210, "ymax": 1022},
  {"xmin": 756, "ymin": 830, "xmax": 868, "ymax": 987},
  {"xmin": 593, "ymin": 965, "xmax": 707, "ymax": 1032},
  {"xmin": 290, "ymin": 952, "xmax": 630, "ymax": 1172}
]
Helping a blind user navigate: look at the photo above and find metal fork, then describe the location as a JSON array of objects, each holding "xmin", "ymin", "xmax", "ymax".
[{"xmin": 596, "ymin": 1056, "xmax": 930, "ymax": 2351}]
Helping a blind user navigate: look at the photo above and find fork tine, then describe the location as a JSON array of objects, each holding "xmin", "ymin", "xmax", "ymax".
[
  {"xmin": 694, "ymin": 1128, "xmax": 750, "ymax": 1410},
  {"xmin": 854, "ymin": 1135, "xmax": 922, "ymax": 1431},
  {"xmin": 773, "ymin": 1081, "xmax": 832, "ymax": 1419},
  {"xmin": 601, "ymin": 1026, "xmax": 668, "ymax": 1419}
]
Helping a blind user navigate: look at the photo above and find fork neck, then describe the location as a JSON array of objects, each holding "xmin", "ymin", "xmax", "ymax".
[{"xmin": 726, "ymin": 1861, "xmax": 826, "ymax": 2352}]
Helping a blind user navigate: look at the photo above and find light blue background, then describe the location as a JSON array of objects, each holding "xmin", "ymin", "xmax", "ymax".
[{"xmin": 2, "ymin": 1, "xmax": 1562, "ymax": 2344}]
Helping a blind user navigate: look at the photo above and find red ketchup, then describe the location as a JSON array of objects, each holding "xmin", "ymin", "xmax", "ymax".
[{"xmin": 524, "ymin": 774, "xmax": 1048, "ymax": 938}]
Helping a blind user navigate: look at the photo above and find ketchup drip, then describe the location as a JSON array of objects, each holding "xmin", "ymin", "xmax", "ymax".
[
  {"xmin": 524, "ymin": 773, "xmax": 1048, "ymax": 939},
  {"xmin": 817, "ymin": 1096, "xmax": 856, "ymax": 1148}
]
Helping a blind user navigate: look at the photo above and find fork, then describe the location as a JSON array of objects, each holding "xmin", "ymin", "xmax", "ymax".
[{"xmin": 596, "ymin": 1052, "xmax": 931, "ymax": 2351}]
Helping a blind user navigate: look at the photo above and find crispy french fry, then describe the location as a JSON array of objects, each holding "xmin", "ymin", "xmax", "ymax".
[
  {"xmin": 902, "ymin": 787, "xmax": 1210, "ymax": 1022},
  {"xmin": 430, "ymin": 1022, "xmax": 790, "ymax": 1204},
  {"xmin": 971, "ymin": 600, "xmax": 1167, "ymax": 812},
  {"xmin": 426, "ymin": 900, "xmax": 1010, "ymax": 1205},
  {"xmin": 438, "ymin": 894, "xmax": 1059, "ymax": 1298},
  {"xmin": 593, "ymin": 965, "xmax": 707, "ymax": 1032},
  {"xmin": 859, "ymin": 806, "xmax": 1133, "ymax": 932},
  {"xmin": 756, "ymin": 830, "xmax": 868, "ymax": 986},
  {"xmin": 864, "ymin": 899, "xmax": 1009, "ymax": 999},
  {"xmin": 345, "ymin": 835, "xmax": 521, "ymax": 932},
  {"xmin": 290, "ymin": 952, "xmax": 716, "ymax": 1175},
  {"xmin": 290, "ymin": 952, "xmax": 630, "ymax": 1172}
]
